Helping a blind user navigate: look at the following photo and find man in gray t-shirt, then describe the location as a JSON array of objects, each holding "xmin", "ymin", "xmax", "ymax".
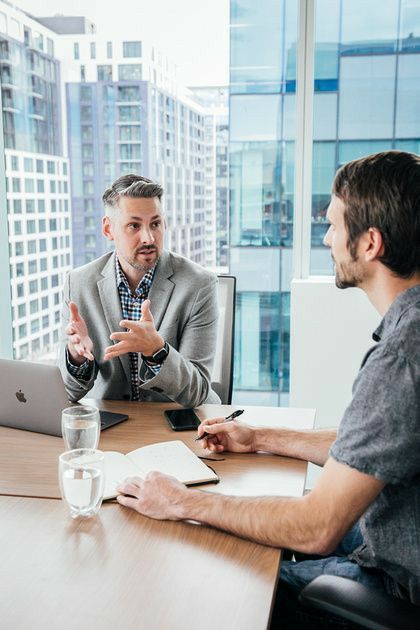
[{"xmin": 114, "ymin": 151, "xmax": 420, "ymax": 618}]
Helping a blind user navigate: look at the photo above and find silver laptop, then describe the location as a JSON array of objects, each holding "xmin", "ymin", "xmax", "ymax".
[{"xmin": 0, "ymin": 359, "xmax": 128, "ymax": 437}]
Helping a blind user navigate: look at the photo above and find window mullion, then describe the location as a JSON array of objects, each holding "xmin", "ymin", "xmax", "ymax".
[{"xmin": 293, "ymin": 0, "xmax": 316, "ymax": 280}]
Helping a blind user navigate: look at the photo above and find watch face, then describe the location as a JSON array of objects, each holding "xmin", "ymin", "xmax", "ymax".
[{"xmin": 153, "ymin": 344, "xmax": 169, "ymax": 362}]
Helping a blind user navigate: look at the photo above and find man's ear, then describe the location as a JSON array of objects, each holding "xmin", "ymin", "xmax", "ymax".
[
  {"xmin": 102, "ymin": 215, "xmax": 114, "ymax": 241},
  {"xmin": 363, "ymin": 227, "xmax": 384, "ymax": 262}
]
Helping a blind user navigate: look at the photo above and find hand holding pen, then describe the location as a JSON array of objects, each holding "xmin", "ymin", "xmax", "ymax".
[
  {"xmin": 195, "ymin": 410, "xmax": 256, "ymax": 454},
  {"xmin": 195, "ymin": 409, "xmax": 244, "ymax": 442}
]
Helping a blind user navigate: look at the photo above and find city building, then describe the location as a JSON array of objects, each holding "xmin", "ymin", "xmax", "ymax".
[
  {"xmin": 229, "ymin": 0, "xmax": 420, "ymax": 405},
  {"xmin": 49, "ymin": 24, "xmax": 210, "ymax": 268},
  {"xmin": 189, "ymin": 86, "xmax": 229, "ymax": 269},
  {"xmin": 0, "ymin": 1, "xmax": 72, "ymax": 360}
]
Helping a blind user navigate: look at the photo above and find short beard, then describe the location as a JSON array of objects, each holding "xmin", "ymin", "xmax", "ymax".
[
  {"xmin": 334, "ymin": 258, "xmax": 364, "ymax": 289},
  {"xmin": 126, "ymin": 257, "xmax": 159, "ymax": 273}
]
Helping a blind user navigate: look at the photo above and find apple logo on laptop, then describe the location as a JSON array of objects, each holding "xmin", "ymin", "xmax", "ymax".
[{"xmin": 16, "ymin": 389, "xmax": 27, "ymax": 403}]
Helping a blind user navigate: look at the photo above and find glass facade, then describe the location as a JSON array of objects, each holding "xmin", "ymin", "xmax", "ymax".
[
  {"xmin": 230, "ymin": 0, "xmax": 420, "ymax": 404},
  {"xmin": 230, "ymin": 0, "xmax": 297, "ymax": 405},
  {"xmin": 310, "ymin": 0, "xmax": 420, "ymax": 273}
]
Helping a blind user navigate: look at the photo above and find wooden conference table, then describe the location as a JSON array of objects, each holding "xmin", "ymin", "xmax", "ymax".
[{"xmin": 0, "ymin": 401, "xmax": 315, "ymax": 630}]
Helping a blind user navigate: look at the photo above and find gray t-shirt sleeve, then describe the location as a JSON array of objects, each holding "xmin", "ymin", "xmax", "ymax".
[{"xmin": 330, "ymin": 347, "xmax": 420, "ymax": 485}]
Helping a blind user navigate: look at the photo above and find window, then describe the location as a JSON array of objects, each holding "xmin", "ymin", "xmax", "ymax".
[
  {"xmin": 123, "ymin": 41, "xmax": 142, "ymax": 58},
  {"xmin": 24, "ymin": 157, "xmax": 33, "ymax": 172},
  {"xmin": 118, "ymin": 86, "xmax": 140, "ymax": 101},
  {"xmin": 98, "ymin": 65, "xmax": 112, "ymax": 81},
  {"xmin": 24, "ymin": 179, "xmax": 34, "ymax": 193},
  {"xmin": 90, "ymin": 42, "xmax": 96, "ymax": 59},
  {"xmin": 119, "ymin": 125, "xmax": 141, "ymax": 141},
  {"xmin": 28, "ymin": 261, "xmax": 37, "ymax": 275},
  {"xmin": 81, "ymin": 106, "xmax": 92, "ymax": 121},
  {"xmin": 36, "ymin": 159, "xmax": 43, "ymax": 173},
  {"xmin": 29, "ymin": 280, "xmax": 38, "ymax": 293},
  {"xmin": 80, "ymin": 85, "xmax": 91, "ymax": 101},
  {"xmin": 119, "ymin": 106, "xmax": 140, "ymax": 122},
  {"xmin": 107, "ymin": 41, "xmax": 113, "ymax": 58},
  {"xmin": 27, "ymin": 241, "xmax": 37, "ymax": 255},
  {"xmin": 73, "ymin": 42, "xmax": 80, "ymax": 60},
  {"xmin": 118, "ymin": 64, "xmax": 142, "ymax": 81}
]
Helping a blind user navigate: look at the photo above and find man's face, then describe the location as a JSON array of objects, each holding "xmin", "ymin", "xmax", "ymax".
[
  {"xmin": 324, "ymin": 195, "xmax": 364, "ymax": 289},
  {"xmin": 103, "ymin": 196, "xmax": 166, "ymax": 273}
]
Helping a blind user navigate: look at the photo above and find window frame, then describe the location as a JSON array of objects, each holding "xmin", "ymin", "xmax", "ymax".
[{"xmin": 0, "ymin": 90, "xmax": 13, "ymax": 358}]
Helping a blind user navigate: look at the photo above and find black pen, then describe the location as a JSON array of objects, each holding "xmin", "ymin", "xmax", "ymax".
[{"xmin": 195, "ymin": 409, "xmax": 244, "ymax": 441}]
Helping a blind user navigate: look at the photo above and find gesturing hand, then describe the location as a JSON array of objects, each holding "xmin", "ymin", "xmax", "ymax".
[
  {"xmin": 116, "ymin": 472, "xmax": 188, "ymax": 520},
  {"xmin": 197, "ymin": 417, "xmax": 257, "ymax": 454},
  {"xmin": 66, "ymin": 302, "xmax": 94, "ymax": 364},
  {"xmin": 104, "ymin": 299, "xmax": 165, "ymax": 360}
]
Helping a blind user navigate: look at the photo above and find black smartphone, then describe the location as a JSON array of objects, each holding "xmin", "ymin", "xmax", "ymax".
[{"xmin": 164, "ymin": 408, "xmax": 200, "ymax": 431}]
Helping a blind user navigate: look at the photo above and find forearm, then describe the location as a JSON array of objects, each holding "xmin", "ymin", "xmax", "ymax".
[
  {"xmin": 179, "ymin": 490, "xmax": 330, "ymax": 554},
  {"xmin": 253, "ymin": 427, "xmax": 337, "ymax": 467}
]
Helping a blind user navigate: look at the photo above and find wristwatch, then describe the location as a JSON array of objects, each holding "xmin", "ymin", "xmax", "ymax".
[{"xmin": 142, "ymin": 341, "xmax": 169, "ymax": 365}]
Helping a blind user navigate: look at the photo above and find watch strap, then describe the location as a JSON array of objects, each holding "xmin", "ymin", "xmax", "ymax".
[{"xmin": 142, "ymin": 341, "xmax": 169, "ymax": 364}]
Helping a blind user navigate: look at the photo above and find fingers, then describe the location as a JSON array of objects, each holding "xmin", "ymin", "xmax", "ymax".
[
  {"xmin": 203, "ymin": 440, "xmax": 225, "ymax": 453},
  {"xmin": 140, "ymin": 299, "xmax": 154, "ymax": 322},
  {"xmin": 197, "ymin": 419, "xmax": 235, "ymax": 438},
  {"xmin": 103, "ymin": 342, "xmax": 126, "ymax": 360},
  {"xmin": 109, "ymin": 331, "xmax": 130, "ymax": 342},
  {"xmin": 73, "ymin": 342, "xmax": 94, "ymax": 361},
  {"xmin": 119, "ymin": 319, "xmax": 139, "ymax": 331},
  {"xmin": 69, "ymin": 302, "xmax": 80, "ymax": 322},
  {"xmin": 116, "ymin": 495, "xmax": 139, "ymax": 510},
  {"xmin": 117, "ymin": 477, "xmax": 143, "ymax": 495},
  {"xmin": 199, "ymin": 416, "xmax": 228, "ymax": 428}
]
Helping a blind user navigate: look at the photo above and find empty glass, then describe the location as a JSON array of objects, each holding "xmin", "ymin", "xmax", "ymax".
[
  {"xmin": 61, "ymin": 405, "xmax": 100, "ymax": 450},
  {"xmin": 59, "ymin": 449, "xmax": 105, "ymax": 519}
]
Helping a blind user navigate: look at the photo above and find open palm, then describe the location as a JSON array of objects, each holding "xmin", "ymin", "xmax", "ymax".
[{"xmin": 66, "ymin": 302, "xmax": 94, "ymax": 362}]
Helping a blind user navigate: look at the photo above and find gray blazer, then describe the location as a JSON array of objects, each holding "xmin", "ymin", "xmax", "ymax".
[{"xmin": 59, "ymin": 250, "xmax": 220, "ymax": 407}]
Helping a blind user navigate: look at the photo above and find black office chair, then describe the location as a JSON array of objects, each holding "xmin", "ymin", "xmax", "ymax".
[
  {"xmin": 211, "ymin": 275, "xmax": 236, "ymax": 405},
  {"xmin": 298, "ymin": 575, "xmax": 419, "ymax": 629}
]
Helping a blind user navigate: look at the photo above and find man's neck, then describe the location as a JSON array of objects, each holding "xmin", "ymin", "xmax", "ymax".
[
  {"xmin": 363, "ymin": 270, "xmax": 420, "ymax": 317},
  {"xmin": 117, "ymin": 256, "xmax": 146, "ymax": 294}
]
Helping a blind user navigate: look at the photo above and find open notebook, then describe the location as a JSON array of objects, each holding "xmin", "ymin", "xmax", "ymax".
[{"xmin": 103, "ymin": 440, "xmax": 219, "ymax": 500}]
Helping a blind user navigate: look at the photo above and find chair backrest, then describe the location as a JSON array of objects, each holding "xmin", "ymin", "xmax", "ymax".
[{"xmin": 211, "ymin": 275, "xmax": 236, "ymax": 405}]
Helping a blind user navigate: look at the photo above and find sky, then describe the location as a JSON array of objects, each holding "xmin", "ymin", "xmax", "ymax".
[{"xmin": 14, "ymin": 0, "xmax": 230, "ymax": 87}]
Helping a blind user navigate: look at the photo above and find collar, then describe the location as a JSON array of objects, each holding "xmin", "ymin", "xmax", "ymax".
[
  {"xmin": 372, "ymin": 284, "xmax": 420, "ymax": 342},
  {"xmin": 115, "ymin": 256, "xmax": 156, "ymax": 297}
]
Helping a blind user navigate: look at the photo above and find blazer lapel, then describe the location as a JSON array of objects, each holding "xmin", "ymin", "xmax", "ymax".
[
  {"xmin": 149, "ymin": 250, "xmax": 175, "ymax": 330},
  {"xmin": 97, "ymin": 253, "xmax": 131, "ymax": 383}
]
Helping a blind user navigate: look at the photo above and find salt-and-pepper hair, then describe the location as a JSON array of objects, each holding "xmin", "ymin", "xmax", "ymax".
[{"xmin": 103, "ymin": 174, "xmax": 164, "ymax": 217}]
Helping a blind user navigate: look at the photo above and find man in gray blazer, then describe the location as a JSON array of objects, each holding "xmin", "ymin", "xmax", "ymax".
[{"xmin": 59, "ymin": 174, "xmax": 220, "ymax": 407}]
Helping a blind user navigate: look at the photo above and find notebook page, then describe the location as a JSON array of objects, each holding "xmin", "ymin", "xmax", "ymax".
[
  {"xmin": 103, "ymin": 451, "xmax": 142, "ymax": 499},
  {"xmin": 126, "ymin": 440, "xmax": 217, "ymax": 484}
]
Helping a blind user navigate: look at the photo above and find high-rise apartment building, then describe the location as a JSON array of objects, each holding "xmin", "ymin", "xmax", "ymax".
[
  {"xmin": 0, "ymin": 1, "xmax": 72, "ymax": 360},
  {"xmin": 229, "ymin": 0, "xmax": 420, "ymax": 405},
  {"xmin": 190, "ymin": 86, "xmax": 229, "ymax": 269},
  {"xmin": 48, "ymin": 26, "xmax": 209, "ymax": 268}
]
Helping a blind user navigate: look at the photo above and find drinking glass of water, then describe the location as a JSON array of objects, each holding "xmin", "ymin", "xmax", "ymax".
[
  {"xmin": 61, "ymin": 405, "xmax": 100, "ymax": 450},
  {"xmin": 59, "ymin": 449, "xmax": 104, "ymax": 519}
]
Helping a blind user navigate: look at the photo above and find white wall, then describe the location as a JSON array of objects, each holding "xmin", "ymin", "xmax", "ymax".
[{"xmin": 290, "ymin": 278, "xmax": 380, "ymax": 486}]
